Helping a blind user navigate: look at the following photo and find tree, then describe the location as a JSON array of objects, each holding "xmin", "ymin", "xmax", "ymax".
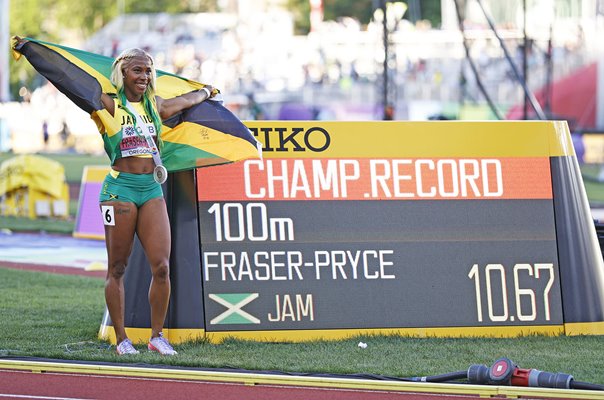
[
  {"xmin": 9, "ymin": 0, "xmax": 118, "ymax": 99},
  {"xmin": 9, "ymin": 0, "xmax": 61, "ymax": 100},
  {"xmin": 288, "ymin": 0, "xmax": 374, "ymax": 34},
  {"xmin": 414, "ymin": 0, "xmax": 441, "ymax": 27},
  {"xmin": 128, "ymin": 0, "xmax": 218, "ymax": 13},
  {"xmin": 323, "ymin": 0, "xmax": 374, "ymax": 25},
  {"xmin": 287, "ymin": 0, "xmax": 311, "ymax": 34},
  {"xmin": 288, "ymin": 0, "xmax": 442, "ymax": 34},
  {"xmin": 8, "ymin": 0, "xmax": 218, "ymax": 99}
]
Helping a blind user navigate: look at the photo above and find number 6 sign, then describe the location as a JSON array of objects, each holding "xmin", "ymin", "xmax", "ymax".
[{"xmin": 101, "ymin": 205, "xmax": 115, "ymax": 226}]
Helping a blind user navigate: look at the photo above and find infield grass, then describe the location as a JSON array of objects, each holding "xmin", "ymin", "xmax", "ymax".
[{"xmin": 1, "ymin": 267, "xmax": 604, "ymax": 385}]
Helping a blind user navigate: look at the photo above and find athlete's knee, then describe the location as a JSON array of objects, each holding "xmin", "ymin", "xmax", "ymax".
[
  {"xmin": 151, "ymin": 261, "xmax": 170, "ymax": 282},
  {"xmin": 108, "ymin": 261, "xmax": 127, "ymax": 280}
]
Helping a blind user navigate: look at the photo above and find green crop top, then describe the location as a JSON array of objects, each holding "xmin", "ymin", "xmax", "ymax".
[{"xmin": 91, "ymin": 99, "xmax": 158, "ymax": 165}]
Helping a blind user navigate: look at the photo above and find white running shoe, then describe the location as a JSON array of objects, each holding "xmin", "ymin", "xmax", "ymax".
[
  {"xmin": 148, "ymin": 332, "xmax": 178, "ymax": 355},
  {"xmin": 116, "ymin": 339, "xmax": 139, "ymax": 355}
]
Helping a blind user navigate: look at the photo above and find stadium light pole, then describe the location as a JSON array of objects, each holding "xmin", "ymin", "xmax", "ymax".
[
  {"xmin": 522, "ymin": 0, "xmax": 528, "ymax": 120},
  {"xmin": 374, "ymin": 1, "xmax": 406, "ymax": 120},
  {"xmin": 0, "ymin": 0, "xmax": 9, "ymax": 102},
  {"xmin": 372, "ymin": 3, "xmax": 389, "ymax": 120},
  {"xmin": 381, "ymin": 0, "xmax": 389, "ymax": 120}
]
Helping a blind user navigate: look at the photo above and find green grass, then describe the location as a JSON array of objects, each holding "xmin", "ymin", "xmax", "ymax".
[
  {"xmin": 0, "ymin": 216, "xmax": 74, "ymax": 234},
  {"xmin": 2, "ymin": 267, "xmax": 604, "ymax": 385},
  {"xmin": 581, "ymin": 164, "xmax": 604, "ymax": 206}
]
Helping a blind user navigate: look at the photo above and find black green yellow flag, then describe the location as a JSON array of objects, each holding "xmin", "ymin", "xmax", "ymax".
[{"xmin": 11, "ymin": 37, "xmax": 261, "ymax": 171}]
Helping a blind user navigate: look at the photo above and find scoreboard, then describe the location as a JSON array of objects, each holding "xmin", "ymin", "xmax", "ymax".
[{"xmin": 195, "ymin": 121, "xmax": 571, "ymax": 339}]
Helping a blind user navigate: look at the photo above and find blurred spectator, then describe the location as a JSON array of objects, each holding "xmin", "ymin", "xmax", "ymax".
[
  {"xmin": 42, "ymin": 120, "xmax": 49, "ymax": 147},
  {"xmin": 384, "ymin": 105, "xmax": 395, "ymax": 120},
  {"xmin": 428, "ymin": 113, "xmax": 451, "ymax": 120},
  {"xmin": 60, "ymin": 121, "xmax": 70, "ymax": 147},
  {"xmin": 247, "ymin": 93, "xmax": 265, "ymax": 120},
  {"xmin": 110, "ymin": 38, "xmax": 120, "ymax": 57}
]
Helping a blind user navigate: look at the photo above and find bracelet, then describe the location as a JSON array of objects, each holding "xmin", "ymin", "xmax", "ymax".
[{"xmin": 201, "ymin": 87, "xmax": 211, "ymax": 98}]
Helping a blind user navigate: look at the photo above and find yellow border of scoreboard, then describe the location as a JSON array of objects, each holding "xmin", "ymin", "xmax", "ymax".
[
  {"xmin": 99, "ymin": 323, "xmax": 604, "ymax": 345},
  {"xmin": 244, "ymin": 120, "xmax": 574, "ymax": 158}
]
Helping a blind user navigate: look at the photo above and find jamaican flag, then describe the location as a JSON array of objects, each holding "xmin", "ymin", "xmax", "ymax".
[{"xmin": 11, "ymin": 37, "xmax": 261, "ymax": 171}]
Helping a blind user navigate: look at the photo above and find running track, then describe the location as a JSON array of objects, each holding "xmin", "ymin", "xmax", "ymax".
[
  {"xmin": 0, "ymin": 368, "xmax": 479, "ymax": 400},
  {"xmin": 0, "ymin": 359, "xmax": 599, "ymax": 400}
]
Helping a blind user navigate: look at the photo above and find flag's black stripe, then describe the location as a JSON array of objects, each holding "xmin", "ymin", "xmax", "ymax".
[
  {"xmin": 163, "ymin": 100, "xmax": 256, "ymax": 146},
  {"xmin": 18, "ymin": 40, "xmax": 103, "ymax": 114}
]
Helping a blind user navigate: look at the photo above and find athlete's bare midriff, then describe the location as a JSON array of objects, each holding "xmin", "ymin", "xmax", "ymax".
[{"xmin": 113, "ymin": 156, "xmax": 155, "ymax": 174}]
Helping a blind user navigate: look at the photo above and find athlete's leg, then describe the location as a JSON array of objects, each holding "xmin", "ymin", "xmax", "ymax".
[
  {"xmin": 102, "ymin": 201, "xmax": 138, "ymax": 345},
  {"xmin": 136, "ymin": 197, "xmax": 171, "ymax": 338}
]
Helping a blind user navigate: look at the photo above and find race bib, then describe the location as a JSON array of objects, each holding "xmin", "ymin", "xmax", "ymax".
[
  {"xmin": 101, "ymin": 205, "xmax": 116, "ymax": 226},
  {"xmin": 120, "ymin": 119, "xmax": 156, "ymax": 158}
]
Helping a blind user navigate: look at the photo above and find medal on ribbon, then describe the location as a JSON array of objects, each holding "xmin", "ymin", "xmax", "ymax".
[{"xmin": 153, "ymin": 165, "xmax": 168, "ymax": 184}]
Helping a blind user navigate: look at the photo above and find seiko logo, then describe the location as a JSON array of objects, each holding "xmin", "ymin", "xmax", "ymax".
[{"xmin": 250, "ymin": 127, "xmax": 331, "ymax": 152}]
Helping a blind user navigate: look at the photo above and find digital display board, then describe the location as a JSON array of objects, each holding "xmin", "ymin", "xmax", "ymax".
[{"xmin": 196, "ymin": 122, "xmax": 565, "ymax": 335}]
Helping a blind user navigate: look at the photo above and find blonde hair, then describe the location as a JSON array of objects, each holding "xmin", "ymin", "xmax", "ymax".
[{"xmin": 110, "ymin": 48, "xmax": 163, "ymax": 147}]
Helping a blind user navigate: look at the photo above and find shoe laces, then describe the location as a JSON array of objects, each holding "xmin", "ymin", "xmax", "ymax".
[
  {"xmin": 116, "ymin": 339, "xmax": 139, "ymax": 355},
  {"xmin": 149, "ymin": 332, "xmax": 177, "ymax": 355}
]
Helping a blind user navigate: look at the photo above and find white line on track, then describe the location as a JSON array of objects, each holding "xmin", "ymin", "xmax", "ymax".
[{"xmin": 0, "ymin": 394, "xmax": 93, "ymax": 400}]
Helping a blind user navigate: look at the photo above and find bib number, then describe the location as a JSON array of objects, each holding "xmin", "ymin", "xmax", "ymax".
[{"xmin": 101, "ymin": 205, "xmax": 116, "ymax": 226}]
